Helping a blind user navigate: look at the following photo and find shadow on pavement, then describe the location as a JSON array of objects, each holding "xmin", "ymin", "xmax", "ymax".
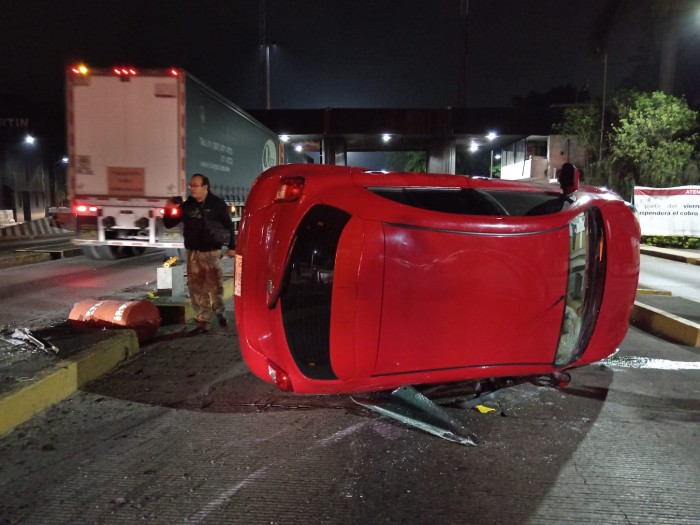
[{"xmin": 82, "ymin": 321, "xmax": 615, "ymax": 446}]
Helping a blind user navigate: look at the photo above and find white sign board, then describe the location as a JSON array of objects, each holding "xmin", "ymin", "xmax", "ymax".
[{"xmin": 633, "ymin": 186, "xmax": 700, "ymax": 236}]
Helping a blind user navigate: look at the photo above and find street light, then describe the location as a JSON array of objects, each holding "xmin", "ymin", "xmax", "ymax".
[{"xmin": 24, "ymin": 134, "xmax": 36, "ymax": 145}]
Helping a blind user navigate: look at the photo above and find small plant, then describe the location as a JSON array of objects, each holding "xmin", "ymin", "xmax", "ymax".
[{"xmin": 641, "ymin": 236, "xmax": 700, "ymax": 250}]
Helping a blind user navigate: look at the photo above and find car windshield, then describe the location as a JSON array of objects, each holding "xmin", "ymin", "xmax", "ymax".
[
  {"xmin": 555, "ymin": 208, "xmax": 606, "ymax": 366},
  {"xmin": 367, "ymin": 187, "xmax": 564, "ymax": 216}
]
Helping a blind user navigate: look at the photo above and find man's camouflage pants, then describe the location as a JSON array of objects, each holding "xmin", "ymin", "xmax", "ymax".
[{"xmin": 186, "ymin": 249, "xmax": 224, "ymax": 325}]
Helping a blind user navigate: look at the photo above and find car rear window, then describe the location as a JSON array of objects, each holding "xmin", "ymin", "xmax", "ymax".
[{"xmin": 367, "ymin": 187, "xmax": 564, "ymax": 216}]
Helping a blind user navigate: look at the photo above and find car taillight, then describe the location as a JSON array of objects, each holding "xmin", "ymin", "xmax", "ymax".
[
  {"xmin": 275, "ymin": 177, "xmax": 305, "ymax": 202},
  {"xmin": 74, "ymin": 204, "xmax": 99, "ymax": 215},
  {"xmin": 267, "ymin": 360, "xmax": 293, "ymax": 391}
]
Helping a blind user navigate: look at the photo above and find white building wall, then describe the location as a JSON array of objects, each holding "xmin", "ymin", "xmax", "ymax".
[
  {"xmin": 501, "ymin": 157, "xmax": 548, "ymax": 180},
  {"xmin": 547, "ymin": 135, "xmax": 586, "ymax": 179}
]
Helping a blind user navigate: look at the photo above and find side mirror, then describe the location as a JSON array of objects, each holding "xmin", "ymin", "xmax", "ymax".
[{"xmin": 559, "ymin": 163, "xmax": 580, "ymax": 195}]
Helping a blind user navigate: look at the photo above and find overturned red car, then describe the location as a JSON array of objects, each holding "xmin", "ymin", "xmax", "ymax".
[{"xmin": 233, "ymin": 164, "xmax": 640, "ymax": 395}]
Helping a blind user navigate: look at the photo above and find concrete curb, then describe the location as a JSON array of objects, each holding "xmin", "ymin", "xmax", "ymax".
[
  {"xmin": 636, "ymin": 288, "xmax": 672, "ymax": 296},
  {"xmin": 0, "ymin": 252, "xmax": 52, "ymax": 269},
  {"xmin": 631, "ymin": 301, "xmax": 700, "ymax": 348},
  {"xmin": 640, "ymin": 246, "xmax": 700, "ymax": 266},
  {"xmin": 0, "ymin": 330, "xmax": 140, "ymax": 437}
]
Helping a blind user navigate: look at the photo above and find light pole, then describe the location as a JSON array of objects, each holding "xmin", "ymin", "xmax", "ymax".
[
  {"xmin": 20, "ymin": 134, "xmax": 37, "ymax": 222},
  {"xmin": 599, "ymin": 53, "xmax": 607, "ymax": 163},
  {"xmin": 260, "ymin": 0, "xmax": 271, "ymax": 109},
  {"xmin": 52, "ymin": 156, "xmax": 69, "ymax": 208},
  {"xmin": 460, "ymin": 0, "xmax": 469, "ymax": 107}
]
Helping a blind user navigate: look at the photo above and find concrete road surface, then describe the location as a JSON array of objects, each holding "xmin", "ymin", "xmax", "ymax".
[{"xmin": 0, "ymin": 321, "xmax": 698, "ymax": 525}]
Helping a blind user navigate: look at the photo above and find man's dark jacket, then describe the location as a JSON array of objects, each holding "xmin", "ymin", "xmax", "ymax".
[{"xmin": 163, "ymin": 192, "xmax": 236, "ymax": 251}]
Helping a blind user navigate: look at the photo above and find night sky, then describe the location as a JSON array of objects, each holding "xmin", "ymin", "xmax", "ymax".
[{"xmin": 1, "ymin": 0, "xmax": 698, "ymax": 112}]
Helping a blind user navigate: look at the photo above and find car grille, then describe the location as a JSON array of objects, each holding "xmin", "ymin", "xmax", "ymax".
[{"xmin": 280, "ymin": 205, "xmax": 351, "ymax": 380}]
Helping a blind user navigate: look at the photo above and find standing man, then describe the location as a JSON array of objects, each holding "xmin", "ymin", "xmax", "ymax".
[{"xmin": 164, "ymin": 174, "xmax": 236, "ymax": 334}]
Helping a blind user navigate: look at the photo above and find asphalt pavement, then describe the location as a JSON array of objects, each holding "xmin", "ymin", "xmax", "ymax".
[{"xmin": 0, "ymin": 233, "xmax": 698, "ymax": 437}]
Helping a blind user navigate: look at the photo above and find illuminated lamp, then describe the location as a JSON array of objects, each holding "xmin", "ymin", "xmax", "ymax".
[
  {"xmin": 274, "ymin": 177, "xmax": 305, "ymax": 202},
  {"xmin": 267, "ymin": 361, "xmax": 293, "ymax": 391}
]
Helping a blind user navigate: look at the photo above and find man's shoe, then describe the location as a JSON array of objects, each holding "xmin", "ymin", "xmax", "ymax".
[{"xmin": 217, "ymin": 314, "xmax": 228, "ymax": 327}]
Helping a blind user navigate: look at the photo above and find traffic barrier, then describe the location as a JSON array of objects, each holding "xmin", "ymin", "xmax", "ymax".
[
  {"xmin": 0, "ymin": 217, "xmax": 72, "ymax": 239},
  {"xmin": 69, "ymin": 299, "xmax": 161, "ymax": 342}
]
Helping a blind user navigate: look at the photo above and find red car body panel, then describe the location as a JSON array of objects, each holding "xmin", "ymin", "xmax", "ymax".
[{"xmin": 234, "ymin": 164, "xmax": 640, "ymax": 394}]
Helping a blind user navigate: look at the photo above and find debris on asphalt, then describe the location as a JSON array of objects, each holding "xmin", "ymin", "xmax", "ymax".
[{"xmin": 0, "ymin": 328, "xmax": 59, "ymax": 355}]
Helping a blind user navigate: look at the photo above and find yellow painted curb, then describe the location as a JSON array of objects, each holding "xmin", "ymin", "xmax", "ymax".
[
  {"xmin": 631, "ymin": 301, "xmax": 700, "ymax": 348},
  {"xmin": 0, "ymin": 252, "xmax": 52, "ymax": 270},
  {"xmin": 0, "ymin": 330, "xmax": 139, "ymax": 437},
  {"xmin": 636, "ymin": 289, "xmax": 672, "ymax": 296}
]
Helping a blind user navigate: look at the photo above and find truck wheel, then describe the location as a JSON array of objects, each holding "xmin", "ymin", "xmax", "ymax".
[{"xmin": 81, "ymin": 246, "xmax": 103, "ymax": 260}]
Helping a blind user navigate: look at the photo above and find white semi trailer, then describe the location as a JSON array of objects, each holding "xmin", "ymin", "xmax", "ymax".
[{"xmin": 66, "ymin": 65, "xmax": 281, "ymax": 259}]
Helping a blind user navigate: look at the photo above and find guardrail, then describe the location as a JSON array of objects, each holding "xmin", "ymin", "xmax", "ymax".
[{"xmin": 0, "ymin": 218, "xmax": 73, "ymax": 240}]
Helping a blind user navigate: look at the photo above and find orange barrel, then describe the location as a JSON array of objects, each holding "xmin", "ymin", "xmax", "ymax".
[{"xmin": 69, "ymin": 299, "xmax": 161, "ymax": 342}]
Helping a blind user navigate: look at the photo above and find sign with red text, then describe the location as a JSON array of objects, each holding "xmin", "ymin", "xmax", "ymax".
[{"xmin": 633, "ymin": 186, "xmax": 700, "ymax": 236}]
